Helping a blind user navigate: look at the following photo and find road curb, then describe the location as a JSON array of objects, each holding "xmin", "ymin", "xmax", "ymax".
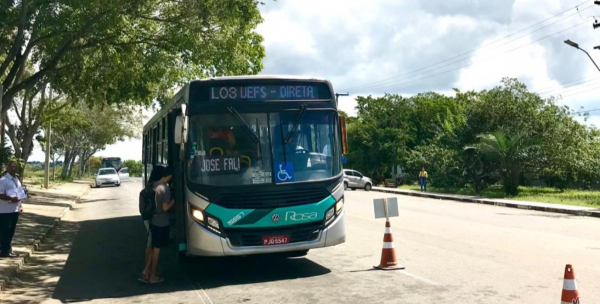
[
  {"xmin": 371, "ymin": 187, "xmax": 600, "ymax": 219},
  {"xmin": 0, "ymin": 187, "xmax": 90, "ymax": 292}
]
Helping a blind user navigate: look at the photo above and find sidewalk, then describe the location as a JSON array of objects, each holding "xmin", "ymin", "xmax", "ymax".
[
  {"xmin": 0, "ymin": 180, "xmax": 91, "ymax": 291},
  {"xmin": 372, "ymin": 186, "xmax": 600, "ymax": 218}
]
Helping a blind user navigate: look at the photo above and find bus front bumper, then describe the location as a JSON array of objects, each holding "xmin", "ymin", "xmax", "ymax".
[{"xmin": 185, "ymin": 209, "xmax": 346, "ymax": 257}]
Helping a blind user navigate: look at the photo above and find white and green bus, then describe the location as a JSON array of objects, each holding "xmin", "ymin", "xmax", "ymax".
[{"xmin": 142, "ymin": 76, "xmax": 348, "ymax": 260}]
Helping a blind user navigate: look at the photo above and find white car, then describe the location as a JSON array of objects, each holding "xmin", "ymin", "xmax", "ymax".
[{"xmin": 94, "ymin": 168, "xmax": 121, "ymax": 188}]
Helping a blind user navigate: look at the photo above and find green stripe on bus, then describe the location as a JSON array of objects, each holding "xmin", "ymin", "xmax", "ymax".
[{"xmin": 205, "ymin": 195, "xmax": 336, "ymax": 228}]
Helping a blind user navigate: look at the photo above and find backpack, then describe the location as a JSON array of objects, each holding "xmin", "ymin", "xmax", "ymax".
[{"xmin": 139, "ymin": 185, "xmax": 156, "ymax": 221}]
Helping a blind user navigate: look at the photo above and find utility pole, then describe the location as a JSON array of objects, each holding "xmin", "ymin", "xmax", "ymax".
[{"xmin": 43, "ymin": 85, "xmax": 52, "ymax": 188}]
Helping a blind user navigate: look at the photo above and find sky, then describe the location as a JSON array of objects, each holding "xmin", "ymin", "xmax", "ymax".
[{"xmin": 27, "ymin": 0, "xmax": 600, "ymax": 162}]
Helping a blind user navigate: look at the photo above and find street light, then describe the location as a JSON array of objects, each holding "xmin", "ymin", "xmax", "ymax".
[{"xmin": 564, "ymin": 39, "xmax": 600, "ymax": 73}]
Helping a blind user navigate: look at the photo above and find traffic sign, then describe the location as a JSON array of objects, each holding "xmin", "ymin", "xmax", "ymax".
[{"xmin": 374, "ymin": 197, "xmax": 399, "ymax": 220}]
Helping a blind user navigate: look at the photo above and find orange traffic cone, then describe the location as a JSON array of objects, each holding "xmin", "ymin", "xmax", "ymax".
[
  {"xmin": 374, "ymin": 221, "xmax": 405, "ymax": 270},
  {"xmin": 561, "ymin": 264, "xmax": 580, "ymax": 304}
]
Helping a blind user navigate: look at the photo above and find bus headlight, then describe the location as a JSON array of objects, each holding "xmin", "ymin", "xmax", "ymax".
[
  {"xmin": 207, "ymin": 217, "xmax": 220, "ymax": 229},
  {"xmin": 189, "ymin": 204, "xmax": 204, "ymax": 222},
  {"xmin": 325, "ymin": 208, "xmax": 335, "ymax": 222},
  {"xmin": 335, "ymin": 197, "xmax": 344, "ymax": 214}
]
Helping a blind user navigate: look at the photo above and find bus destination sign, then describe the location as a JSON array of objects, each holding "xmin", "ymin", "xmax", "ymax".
[{"xmin": 210, "ymin": 85, "xmax": 322, "ymax": 101}]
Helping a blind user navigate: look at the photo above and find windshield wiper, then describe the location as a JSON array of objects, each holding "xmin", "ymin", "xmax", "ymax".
[
  {"xmin": 280, "ymin": 120, "xmax": 287, "ymax": 163},
  {"xmin": 226, "ymin": 107, "xmax": 260, "ymax": 144},
  {"xmin": 284, "ymin": 105, "xmax": 307, "ymax": 144}
]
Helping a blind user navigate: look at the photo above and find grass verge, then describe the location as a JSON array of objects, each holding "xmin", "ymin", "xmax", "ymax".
[{"xmin": 396, "ymin": 184, "xmax": 600, "ymax": 208}]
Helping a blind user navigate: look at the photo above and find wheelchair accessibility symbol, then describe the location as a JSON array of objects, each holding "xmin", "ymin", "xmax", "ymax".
[{"xmin": 275, "ymin": 162, "xmax": 294, "ymax": 182}]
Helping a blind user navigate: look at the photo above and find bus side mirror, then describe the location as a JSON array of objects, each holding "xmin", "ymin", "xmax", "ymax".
[
  {"xmin": 340, "ymin": 115, "xmax": 348, "ymax": 155},
  {"xmin": 174, "ymin": 115, "xmax": 188, "ymax": 144}
]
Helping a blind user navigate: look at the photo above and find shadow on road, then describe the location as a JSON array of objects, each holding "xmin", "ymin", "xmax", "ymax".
[
  {"xmin": 182, "ymin": 254, "xmax": 331, "ymax": 290},
  {"xmin": 0, "ymin": 221, "xmax": 81, "ymax": 304},
  {"xmin": 50, "ymin": 215, "xmax": 330, "ymax": 302}
]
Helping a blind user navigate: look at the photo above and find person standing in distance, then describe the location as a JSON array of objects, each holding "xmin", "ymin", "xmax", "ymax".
[
  {"xmin": 0, "ymin": 161, "xmax": 25, "ymax": 257},
  {"xmin": 419, "ymin": 167, "xmax": 428, "ymax": 192}
]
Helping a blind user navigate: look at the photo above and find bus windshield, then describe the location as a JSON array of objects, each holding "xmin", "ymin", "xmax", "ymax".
[
  {"xmin": 187, "ymin": 110, "xmax": 339, "ymax": 186},
  {"xmin": 270, "ymin": 110, "xmax": 338, "ymax": 183},
  {"xmin": 101, "ymin": 157, "xmax": 122, "ymax": 171},
  {"xmin": 187, "ymin": 113, "xmax": 272, "ymax": 186}
]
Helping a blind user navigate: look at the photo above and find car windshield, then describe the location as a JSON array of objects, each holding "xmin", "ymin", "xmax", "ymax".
[
  {"xmin": 187, "ymin": 113, "xmax": 272, "ymax": 186},
  {"xmin": 99, "ymin": 169, "xmax": 117, "ymax": 175}
]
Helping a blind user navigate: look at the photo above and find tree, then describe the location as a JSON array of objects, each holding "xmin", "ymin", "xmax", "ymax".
[
  {"xmin": 345, "ymin": 77, "xmax": 600, "ymax": 195},
  {"xmin": 49, "ymin": 103, "xmax": 140, "ymax": 179},
  {"xmin": 6, "ymin": 81, "xmax": 70, "ymax": 178},
  {"xmin": 123, "ymin": 160, "xmax": 142, "ymax": 177},
  {"xmin": 89, "ymin": 156, "xmax": 102, "ymax": 175},
  {"xmin": 465, "ymin": 128, "xmax": 542, "ymax": 196},
  {"xmin": 346, "ymin": 95, "xmax": 410, "ymax": 178},
  {"xmin": 1, "ymin": 0, "xmax": 267, "ymax": 118},
  {"xmin": 0, "ymin": 135, "xmax": 14, "ymax": 166}
]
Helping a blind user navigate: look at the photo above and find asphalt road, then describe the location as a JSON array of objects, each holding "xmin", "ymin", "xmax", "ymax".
[{"xmin": 1, "ymin": 179, "xmax": 599, "ymax": 304}]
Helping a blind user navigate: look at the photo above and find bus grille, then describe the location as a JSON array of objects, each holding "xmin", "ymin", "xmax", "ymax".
[
  {"xmin": 213, "ymin": 188, "xmax": 330, "ymax": 209},
  {"xmin": 225, "ymin": 222, "xmax": 322, "ymax": 247}
]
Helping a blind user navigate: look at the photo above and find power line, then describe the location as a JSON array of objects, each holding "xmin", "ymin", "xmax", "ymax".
[
  {"xmin": 340, "ymin": 1, "xmax": 593, "ymax": 93},
  {"xmin": 539, "ymin": 77, "xmax": 600, "ymax": 96},
  {"xmin": 535, "ymin": 75, "xmax": 600, "ymax": 94},
  {"xmin": 572, "ymin": 108, "xmax": 600, "ymax": 114},
  {"xmin": 557, "ymin": 83, "xmax": 600, "ymax": 99},
  {"xmin": 347, "ymin": 20, "xmax": 588, "ymax": 94}
]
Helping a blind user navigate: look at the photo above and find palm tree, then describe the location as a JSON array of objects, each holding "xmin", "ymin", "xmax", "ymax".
[{"xmin": 464, "ymin": 128, "xmax": 541, "ymax": 196}]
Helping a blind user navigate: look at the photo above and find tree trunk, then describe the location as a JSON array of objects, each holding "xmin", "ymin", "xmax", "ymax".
[
  {"xmin": 78, "ymin": 152, "xmax": 87, "ymax": 179},
  {"xmin": 502, "ymin": 171, "xmax": 520, "ymax": 196},
  {"xmin": 52, "ymin": 157, "xmax": 56, "ymax": 181},
  {"xmin": 68, "ymin": 155, "xmax": 76, "ymax": 178},
  {"xmin": 61, "ymin": 149, "xmax": 72, "ymax": 179}
]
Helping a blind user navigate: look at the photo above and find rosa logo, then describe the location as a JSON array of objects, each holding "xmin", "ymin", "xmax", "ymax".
[
  {"xmin": 285, "ymin": 211, "xmax": 318, "ymax": 221},
  {"xmin": 271, "ymin": 214, "xmax": 280, "ymax": 223}
]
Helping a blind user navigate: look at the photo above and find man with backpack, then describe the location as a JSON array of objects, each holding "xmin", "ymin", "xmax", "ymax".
[{"xmin": 139, "ymin": 165, "xmax": 174, "ymax": 283}]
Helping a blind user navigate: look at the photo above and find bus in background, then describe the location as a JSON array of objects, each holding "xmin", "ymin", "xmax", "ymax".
[
  {"xmin": 101, "ymin": 157, "xmax": 123, "ymax": 172},
  {"xmin": 142, "ymin": 75, "xmax": 348, "ymax": 261}
]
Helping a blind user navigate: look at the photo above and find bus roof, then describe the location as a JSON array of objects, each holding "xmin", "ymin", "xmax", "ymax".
[
  {"xmin": 192, "ymin": 75, "xmax": 329, "ymax": 82},
  {"xmin": 143, "ymin": 75, "xmax": 333, "ymax": 132}
]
